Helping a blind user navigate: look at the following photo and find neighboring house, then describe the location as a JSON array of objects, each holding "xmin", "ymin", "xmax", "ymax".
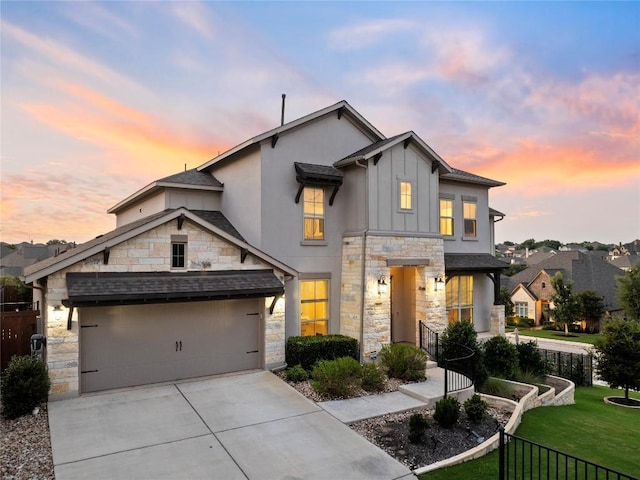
[
  {"xmin": 507, "ymin": 251, "xmax": 625, "ymax": 327},
  {"xmin": 1, "ymin": 242, "xmax": 73, "ymax": 278},
  {"xmin": 606, "ymin": 254, "xmax": 640, "ymax": 271},
  {"xmin": 24, "ymin": 100, "xmax": 507, "ymax": 399}
]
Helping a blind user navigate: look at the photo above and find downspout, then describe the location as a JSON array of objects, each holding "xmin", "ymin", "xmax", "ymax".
[{"xmin": 355, "ymin": 158, "xmax": 369, "ymax": 361}]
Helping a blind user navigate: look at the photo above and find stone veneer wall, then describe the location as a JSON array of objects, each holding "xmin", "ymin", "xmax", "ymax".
[
  {"xmin": 490, "ymin": 304, "xmax": 506, "ymax": 336},
  {"xmin": 43, "ymin": 220, "xmax": 286, "ymax": 399},
  {"xmin": 341, "ymin": 234, "xmax": 446, "ymax": 358}
]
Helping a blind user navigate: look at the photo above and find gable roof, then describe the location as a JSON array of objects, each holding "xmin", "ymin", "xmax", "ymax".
[
  {"xmin": 508, "ymin": 251, "xmax": 625, "ymax": 310},
  {"xmin": 197, "ymin": 100, "xmax": 385, "ymax": 172},
  {"xmin": 333, "ymin": 131, "xmax": 453, "ymax": 174},
  {"xmin": 24, "ymin": 208, "xmax": 297, "ymax": 283},
  {"xmin": 108, "ymin": 169, "xmax": 223, "ymax": 214}
]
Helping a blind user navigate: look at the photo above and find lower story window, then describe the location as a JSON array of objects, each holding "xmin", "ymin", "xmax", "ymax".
[
  {"xmin": 515, "ymin": 302, "xmax": 528, "ymax": 318},
  {"xmin": 300, "ymin": 279, "xmax": 328, "ymax": 336},
  {"xmin": 446, "ymin": 275, "xmax": 473, "ymax": 324}
]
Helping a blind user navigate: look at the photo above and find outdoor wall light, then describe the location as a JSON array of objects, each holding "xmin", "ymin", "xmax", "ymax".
[
  {"xmin": 378, "ymin": 276, "xmax": 388, "ymax": 295},
  {"xmin": 53, "ymin": 305, "xmax": 64, "ymax": 321},
  {"xmin": 434, "ymin": 276, "xmax": 445, "ymax": 292}
]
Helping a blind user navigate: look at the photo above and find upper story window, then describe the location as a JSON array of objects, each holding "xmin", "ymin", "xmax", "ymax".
[
  {"xmin": 463, "ymin": 200, "xmax": 477, "ymax": 237},
  {"xmin": 171, "ymin": 241, "xmax": 187, "ymax": 268},
  {"xmin": 303, "ymin": 187, "xmax": 325, "ymax": 241},
  {"xmin": 399, "ymin": 180, "xmax": 412, "ymax": 210},
  {"xmin": 440, "ymin": 198, "xmax": 454, "ymax": 236}
]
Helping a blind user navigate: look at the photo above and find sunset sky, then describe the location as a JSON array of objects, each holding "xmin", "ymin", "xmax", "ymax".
[{"xmin": 1, "ymin": 1, "xmax": 638, "ymax": 246}]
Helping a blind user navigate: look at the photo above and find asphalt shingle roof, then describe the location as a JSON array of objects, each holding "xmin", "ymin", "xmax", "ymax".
[
  {"xmin": 508, "ymin": 251, "xmax": 625, "ymax": 310},
  {"xmin": 444, "ymin": 253, "xmax": 509, "ymax": 271},
  {"xmin": 158, "ymin": 169, "xmax": 223, "ymax": 188},
  {"xmin": 65, "ymin": 270, "xmax": 283, "ymax": 306},
  {"xmin": 440, "ymin": 169, "xmax": 505, "ymax": 187}
]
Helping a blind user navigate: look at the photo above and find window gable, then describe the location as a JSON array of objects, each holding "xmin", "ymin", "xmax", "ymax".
[
  {"xmin": 171, "ymin": 242, "xmax": 186, "ymax": 268},
  {"xmin": 399, "ymin": 180, "xmax": 412, "ymax": 211}
]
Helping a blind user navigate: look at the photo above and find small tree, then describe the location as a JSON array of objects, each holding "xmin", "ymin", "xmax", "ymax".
[
  {"xmin": 617, "ymin": 264, "xmax": 640, "ymax": 321},
  {"xmin": 577, "ymin": 290, "xmax": 605, "ymax": 332},
  {"xmin": 499, "ymin": 286, "xmax": 514, "ymax": 318},
  {"xmin": 594, "ymin": 319, "xmax": 640, "ymax": 400},
  {"xmin": 550, "ymin": 273, "xmax": 581, "ymax": 335},
  {"xmin": 441, "ymin": 321, "xmax": 488, "ymax": 387}
]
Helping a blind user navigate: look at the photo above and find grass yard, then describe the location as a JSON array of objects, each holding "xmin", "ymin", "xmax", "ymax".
[
  {"xmin": 510, "ymin": 328, "xmax": 602, "ymax": 345},
  {"xmin": 420, "ymin": 386, "xmax": 640, "ymax": 479}
]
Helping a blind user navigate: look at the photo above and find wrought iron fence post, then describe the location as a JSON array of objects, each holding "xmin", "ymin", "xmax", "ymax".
[
  {"xmin": 443, "ymin": 359, "xmax": 449, "ymax": 398},
  {"xmin": 498, "ymin": 426, "xmax": 505, "ymax": 480}
]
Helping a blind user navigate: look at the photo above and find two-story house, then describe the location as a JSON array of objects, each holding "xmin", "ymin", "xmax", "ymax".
[{"xmin": 25, "ymin": 100, "xmax": 506, "ymax": 399}]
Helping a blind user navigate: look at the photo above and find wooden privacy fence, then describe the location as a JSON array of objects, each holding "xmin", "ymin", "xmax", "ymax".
[{"xmin": 1, "ymin": 310, "xmax": 38, "ymax": 371}]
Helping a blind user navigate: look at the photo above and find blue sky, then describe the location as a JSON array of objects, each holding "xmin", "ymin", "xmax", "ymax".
[{"xmin": 1, "ymin": 1, "xmax": 639, "ymax": 245}]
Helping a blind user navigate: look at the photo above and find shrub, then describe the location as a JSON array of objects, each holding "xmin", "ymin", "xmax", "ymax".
[
  {"xmin": 433, "ymin": 396, "xmax": 460, "ymax": 428},
  {"xmin": 408, "ymin": 413, "xmax": 431, "ymax": 443},
  {"xmin": 311, "ymin": 356, "xmax": 362, "ymax": 398},
  {"xmin": 463, "ymin": 394, "xmax": 488, "ymax": 423},
  {"xmin": 478, "ymin": 377, "xmax": 513, "ymax": 399},
  {"xmin": 285, "ymin": 364, "xmax": 308, "ymax": 382},
  {"xmin": 360, "ymin": 362, "xmax": 386, "ymax": 392},
  {"xmin": 286, "ymin": 335, "xmax": 358, "ymax": 371},
  {"xmin": 516, "ymin": 341, "xmax": 549, "ymax": 377},
  {"xmin": 513, "ymin": 369, "xmax": 544, "ymax": 386},
  {"xmin": 441, "ymin": 321, "xmax": 488, "ymax": 387},
  {"xmin": 378, "ymin": 344, "xmax": 426, "ymax": 381},
  {"xmin": 483, "ymin": 335, "xmax": 519, "ymax": 379},
  {"xmin": 1, "ymin": 355, "xmax": 50, "ymax": 419},
  {"xmin": 542, "ymin": 321, "xmax": 557, "ymax": 331}
]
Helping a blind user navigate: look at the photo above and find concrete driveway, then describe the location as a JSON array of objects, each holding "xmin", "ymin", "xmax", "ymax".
[{"xmin": 48, "ymin": 371, "xmax": 414, "ymax": 480}]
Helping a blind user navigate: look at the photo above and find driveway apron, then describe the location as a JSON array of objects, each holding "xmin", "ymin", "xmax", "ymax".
[{"xmin": 48, "ymin": 371, "xmax": 414, "ymax": 480}]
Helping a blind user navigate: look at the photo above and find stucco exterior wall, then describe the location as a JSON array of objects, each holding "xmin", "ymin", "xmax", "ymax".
[{"xmin": 439, "ymin": 181, "xmax": 493, "ymax": 254}]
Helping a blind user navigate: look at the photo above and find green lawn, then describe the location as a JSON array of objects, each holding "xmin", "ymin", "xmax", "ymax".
[
  {"xmin": 420, "ymin": 386, "xmax": 640, "ymax": 479},
  {"xmin": 509, "ymin": 328, "xmax": 602, "ymax": 345}
]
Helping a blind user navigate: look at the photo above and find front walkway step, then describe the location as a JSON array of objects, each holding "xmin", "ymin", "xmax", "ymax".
[
  {"xmin": 400, "ymin": 367, "xmax": 474, "ymax": 407},
  {"xmin": 318, "ymin": 391, "xmax": 427, "ymax": 423},
  {"xmin": 426, "ymin": 360, "xmax": 438, "ymax": 370}
]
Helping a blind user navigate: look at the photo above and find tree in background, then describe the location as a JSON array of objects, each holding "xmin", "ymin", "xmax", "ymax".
[
  {"xmin": 46, "ymin": 239, "xmax": 68, "ymax": 245},
  {"xmin": 550, "ymin": 272, "xmax": 582, "ymax": 335},
  {"xmin": 576, "ymin": 290, "xmax": 606, "ymax": 333},
  {"xmin": 595, "ymin": 319, "xmax": 640, "ymax": 401},
  {"xmin": 616, "ymin": 264, "xmax": 640, "ymax": 321}
]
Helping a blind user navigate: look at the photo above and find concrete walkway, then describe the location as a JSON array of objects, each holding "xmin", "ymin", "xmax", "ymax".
[
  {"xmin": 48, "ymin": 371, "xmax": 414, "ymax": 480},
  {"xmin": 318, "ymin": 366, "xmax": 474, "ymax": 423}
]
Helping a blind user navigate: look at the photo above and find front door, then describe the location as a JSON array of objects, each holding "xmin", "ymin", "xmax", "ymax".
[{"xmin": 390, "ymin": 266, "xmax": 416, "ymax": 344}]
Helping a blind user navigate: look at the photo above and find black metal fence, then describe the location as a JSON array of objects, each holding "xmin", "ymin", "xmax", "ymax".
[
  {"xmin": 498, "ymin": 428, "xmax": 638, "ymax": 480},
  {"xmin": 419, "ymin": 321, "xmax": 440, "ymax": 362},
  {"xmin": 418, "ymin": 322, "xmax": 474, "ymax": 397},
  {"xmin": 539, "ymin": 349, "xmax": 593, "ymax": 386}
]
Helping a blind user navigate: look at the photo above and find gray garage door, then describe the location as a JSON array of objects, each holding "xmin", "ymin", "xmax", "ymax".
[{"xmin": 80, "ymin": 299, "xmax": 261, "ymax": 393}]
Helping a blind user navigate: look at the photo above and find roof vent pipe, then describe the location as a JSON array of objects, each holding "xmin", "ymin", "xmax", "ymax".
[{"xmin": 281, "ymin": 93, "xmax": 286, "ymax": 126}]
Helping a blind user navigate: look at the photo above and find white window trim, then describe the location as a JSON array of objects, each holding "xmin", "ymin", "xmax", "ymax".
[{"xmin": 397, "ymin": 178, "xmax": 415, "ymax": 213}]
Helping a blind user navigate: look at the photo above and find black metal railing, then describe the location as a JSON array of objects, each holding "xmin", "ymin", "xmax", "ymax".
[
  {"xmin": 540, "ymin": 349, "xmax": 593, "ymax": 387},
  {"xmin": 498, "ymin": 428, "xmax": 638, "ymax": 480},
  {"xmin": 419, "ymin": 321, "xmax": 440, "ymax": 362},
  {"xmin": 442, "ymin": 342, "xmax": 475, "ymax": 397},
  {"xmin": 418, "ymin": 321, "xmax": 475, "ymax": 397}
]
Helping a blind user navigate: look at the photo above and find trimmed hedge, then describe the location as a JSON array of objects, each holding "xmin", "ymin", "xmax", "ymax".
[
  {"xmin": 1, "ymin": 355, "xmax": 50, "ymax": 419},
  {"xmin": 286, "ymin": 334, "xmax": 359, "ymax": 371}
]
